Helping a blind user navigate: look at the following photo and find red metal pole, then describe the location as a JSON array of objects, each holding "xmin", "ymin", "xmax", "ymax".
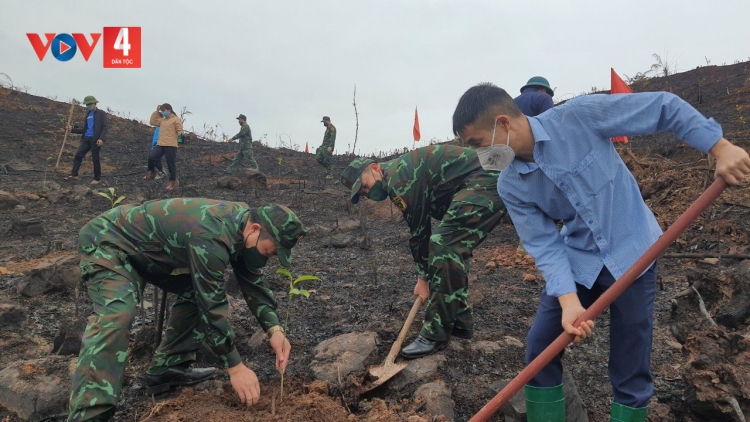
[{"xmin": 470, "ymin": 177, "xmax": 727, "ymax": 422}]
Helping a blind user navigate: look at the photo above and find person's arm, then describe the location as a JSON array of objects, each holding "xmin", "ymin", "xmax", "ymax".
[
  {"xmin": 174, "ymin": 116, "xmax": 184, "ymax": 135},
  {"xmin": 500, "ymin": 182, "xmax": 593, "ymax": 342},
  {"xmin": 70, "ymin": 122, "xmax": 84, "ymax": 134},
  {"xmin": 231, "ymin": 261, "xmax": 290, "ymax": 372},
  {"xmin": 499, "ymin": 185, "xmax": 577, "ymax": 297},
  {"xmin": 149, "ymin": 111, "xmax": 161, "ymax": 126},
  {"xmin": 577, "ymin": 92, "xmax": 750, "ymax": 185},
  {"xmin": 187, "ymin": 240, "xmax": 241, "ymax": 369},
  {"xmin": 234, "ymin": 124, "xmax": 250, "ymax": 141},
  {"xmin": 329, "ymin": 125, "xmax": 336, "ymax": 148},
  {"xmin": 97, "ymin": 111, "xmax": 108, "ymax": 142}
]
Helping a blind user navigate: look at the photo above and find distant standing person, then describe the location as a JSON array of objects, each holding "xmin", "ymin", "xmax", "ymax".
[
  {"xmin": 151, "ymin": 127, "xmax": 166, "ymax": 179},
  {"xmin": 316, "ymin": 116, "xmax": 336, "ymax": 179},
  {"xmin": 144, "ymin": 104, "xmax": 183, "ymax": 191},
  {"xmin": 66, "ymin": 95, "xmax": 108, "ymax": 185},
  {"xmin": 514, "ymin": 76, "xmax": 554, "ymax": 117},
  {"xmin": 225, "ymin": 114, "xmax": 259, "ymax": 173}
]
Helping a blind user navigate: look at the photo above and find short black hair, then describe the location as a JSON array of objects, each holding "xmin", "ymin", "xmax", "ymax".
[{"xmin": 452, "ymin": 83, "xmax": 523, "ymax": 136}]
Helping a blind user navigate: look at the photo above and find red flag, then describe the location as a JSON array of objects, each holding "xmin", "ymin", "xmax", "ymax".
[
  {"xmin": 413, "ymin": 107, "xmax": 421, "ymax": 142},
  {"xmin": 611, "ymin": 68, "xmax": 633, "ymax": 144},
  {"xmin": 305, "ymin": 141, "xmax": 309, "ymax": 153}
]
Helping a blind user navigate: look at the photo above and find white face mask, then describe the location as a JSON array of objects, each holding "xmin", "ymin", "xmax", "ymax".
[{"xmin": 476, "ymin": 119, "xmax": 515, "ymax": 171}]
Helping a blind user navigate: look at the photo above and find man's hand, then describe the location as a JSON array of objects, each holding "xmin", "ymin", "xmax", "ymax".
[
  {"xmin": 558, "ymin": 293, "xmax": 594, "ymax": 344},
  {"xmin": 710, "ymin": 138, "xmax": 750, "ymax": 185},
  {"xmin": 326, "ymin": 147, "xmax": 333, "ymax": 153},
  {"xmin": 96, "ymin": 139, "xmax": 103, "ymax": 147},
  {"xmin": 66, "ymin": 124, "xmax": 72, "ymax": 132},
  {"xmin": 227, "ymin": 363, "xmax": 261, "ymax": 407},
  {"xmin": 269, "ymin": 331, "xmax": 291, "ymax": 373},
  {"xmin": 413, "ymin": 277, "xmax": 429, "ymax": 305}
]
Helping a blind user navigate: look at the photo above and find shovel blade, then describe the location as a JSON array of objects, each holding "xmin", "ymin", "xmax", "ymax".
[{"xmin": 365, "ymin": 360, "xmax": 409, "ymax": 390}]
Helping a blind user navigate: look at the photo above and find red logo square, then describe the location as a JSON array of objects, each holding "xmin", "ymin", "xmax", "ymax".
[{"xmin": 103, "ymin": 27, "xmax": 141, "ymax": 68}]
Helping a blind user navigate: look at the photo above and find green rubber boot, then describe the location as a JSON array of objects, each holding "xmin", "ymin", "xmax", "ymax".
[
  {"xmin": 610, "ymin": 402, "xmax": 648, "ymax": 422},
  {"xmin": 525, "ymin": 384, "xmax": 564, "ymax": 422}
]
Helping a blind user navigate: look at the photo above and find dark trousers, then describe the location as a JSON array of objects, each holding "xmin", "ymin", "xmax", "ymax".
[
  {"xmin": 148, "ymin": 146, "xmax": 176, "ymax": 181},
  {"xmin": 71, "ymin": 137, "xmax": 101, "ymax": 180},
  {"xmin": 526, "ymin": 262, "xmax": 657, "ymax": 408}
]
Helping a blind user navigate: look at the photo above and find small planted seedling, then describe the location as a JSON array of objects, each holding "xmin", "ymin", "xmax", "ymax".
[
  {"xmin": 97, "ymin": 187, "xmax": 125, "ymax": 209},
  {"xmin": 276, "ymin": 268, "xmax": 320, "ymax": 401}
]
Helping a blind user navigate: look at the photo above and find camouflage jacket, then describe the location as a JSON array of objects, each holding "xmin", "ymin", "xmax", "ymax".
[
  {"xmin": 321, "ymin": 124, "xmax": 336, "ymax": 149},
  {"xmin": 78, "ymin": 198, "xmax": 281, "ymax": 365},
  {"xmin": 232, "ymin": 123, "xmax": 253, "ymax": 145},
  {"xmin": 380, "ymin": 145, "xmax": 496, "ymax": 276}
]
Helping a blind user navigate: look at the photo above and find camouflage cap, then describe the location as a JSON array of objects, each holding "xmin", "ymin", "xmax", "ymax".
[
  {"xmin": 320, "ymin": 116, "xmax": 331, "ymax": 122},
  {"xmin": 83, "ymin": 95, "xmax": 98, "ymax": 105},
  {"xmin": 236, "ymin": 114, "xmax": 247, "ymax": 120},
  {"xmin": 256, "ymin": 204, "xmax": 308, "ymax": 267},
  {"xmin": 340, "ymin": 157, "xmax": 375, "ymax": 204}
]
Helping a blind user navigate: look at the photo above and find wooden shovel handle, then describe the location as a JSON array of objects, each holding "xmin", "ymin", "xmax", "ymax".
[
  {"xmin": 55, "ymin": 99, "xmax": 77, "ymax": 169},
  {"xmin": 384, "ymin": 297, "xmax": 423, "ymax": 364}
]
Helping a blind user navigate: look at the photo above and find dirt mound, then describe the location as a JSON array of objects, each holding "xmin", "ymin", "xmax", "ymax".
[{"xmin": 142, "ymin": 382, "xmax": 432, "ymax": 422}]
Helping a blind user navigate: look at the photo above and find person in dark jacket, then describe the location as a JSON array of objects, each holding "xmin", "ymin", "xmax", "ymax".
[
  {"xmin": 66, "ymin": 95, "xmax": 108, "ymax": 185},
  {"xmin": 514, "ymin": 76, "xmax": 554, "ymax": 117}
]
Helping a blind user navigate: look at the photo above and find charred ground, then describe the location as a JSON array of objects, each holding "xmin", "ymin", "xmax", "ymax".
[{"xmin": 1, "ymin": 61, "xmax": 750, "ymax": 421}]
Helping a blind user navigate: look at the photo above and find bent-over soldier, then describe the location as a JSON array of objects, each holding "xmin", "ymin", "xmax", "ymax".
[
  {"xmin": 341, "ymin": 145, "xmax": 505, "ymax": 358},
  {"xmin": 68, "ymin": 199, "xmax": 306, "ymax": 422}
]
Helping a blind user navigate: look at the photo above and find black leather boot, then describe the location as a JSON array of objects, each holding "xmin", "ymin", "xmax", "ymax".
[
  {"xmin": 145, "ymin": 366, "xmax": 216, "ymax": 395},
  {"xmin": 451, "ymin": 327, "xmax": 474, "ymax": 340},
  {"xmin": 399, "ymin": 335, "xmax": 448, "ymax": 359}
]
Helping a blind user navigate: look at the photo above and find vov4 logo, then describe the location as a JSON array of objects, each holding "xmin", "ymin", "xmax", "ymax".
[{"xmin": 26, "ymin": 27, "xmax": 141, "ymax": 68}]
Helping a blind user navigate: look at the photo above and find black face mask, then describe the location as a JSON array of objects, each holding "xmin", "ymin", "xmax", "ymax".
[{"xmin": 242, "ymin": 230, "xmax": 269, "ymax": 269}]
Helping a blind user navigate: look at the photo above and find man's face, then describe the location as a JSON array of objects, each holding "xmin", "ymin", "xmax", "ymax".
[
  {"xmin": 256, "ymin": 238, "xmax": 277, "ymax": 258},
  {"xmin": 458, "ymin": 122, "xmax": 496, "ymax": 149},
  {"xmin": 323, "ymin": 121, "xmax": 329, "ymax": 127},
  {"xmin": 238, "ymin": 119, "xmax": 245, "ymax": 126},
  {"xmin": 355, "ymin": 165, "xmax": 380, "ymax": 197}
]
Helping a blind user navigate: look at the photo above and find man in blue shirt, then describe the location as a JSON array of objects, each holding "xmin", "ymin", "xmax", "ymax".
[
  {"xmin": 513, "ymin": 77, "xmax": 555, "ymax": 256},
  {"xmin": 67, "ymin": 95, "xmax": 108, "ymax": 185},
  {"xmin": 452, "ymin": 83, "xmax": 750, "ymax": 422},
  {"xmin": 515, "ymin": 76, "xmax": 554, "ymax": 117}
]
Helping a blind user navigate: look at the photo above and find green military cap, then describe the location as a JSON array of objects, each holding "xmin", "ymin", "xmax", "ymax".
[
  {"xmin": 83, "ymin": 95, "xmax": 98, "ymax": 105},
  {"xmin": 256, "ymin": 204, "xmax": 308, "ymax": 267},
  {"xmin": 521, "ymin": 76, "xmax": 554, "ymax": 97},
  {"xmin": 236, "ymin": 114, "xmax": 247, "ymax": 120},
  {"xmin": 320, "ymin": 116, "xmax": 331, "ymax": 122},
  {"xmin": 340, "ymin": 157, "xmax": 375, "ymax": 204}
]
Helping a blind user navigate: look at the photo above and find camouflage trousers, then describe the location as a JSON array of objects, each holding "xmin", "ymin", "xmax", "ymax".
[
  {"xmin": 226, "ymin": 141, "xmax": 258, "ymax": 172},
  {"xmin": 68, "ymin": 264, "xmax": 227, "ymax": 422},
  {"xmin": 420, "ymin": 171, "xmax": 505, "ymax": 342},
  {"xmin": 315, "ymin": 146, "xmax": 332, "ymax": 171}
]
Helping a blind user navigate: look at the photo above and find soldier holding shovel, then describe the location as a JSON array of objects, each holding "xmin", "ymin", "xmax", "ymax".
[{"xmin": 341, "ymin": 145, "xmax": 505, "ymax": 359}]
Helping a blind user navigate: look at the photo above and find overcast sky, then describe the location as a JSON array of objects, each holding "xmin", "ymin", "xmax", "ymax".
[{"xmin": 2, "ymin": 0, "xmax": 749, "ymax": 155}]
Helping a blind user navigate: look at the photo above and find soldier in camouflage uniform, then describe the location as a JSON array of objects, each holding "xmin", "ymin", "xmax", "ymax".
[
  {"xmin": 226, "ymin": 114, "xmax": 259, "ymax": 173},
  {"xmin": 316, "ymin": 116, "xmax": 336, "ymax": 178},
  {"xmin": 341, "ymin": 145, "xmax": 505, "ymax": 358},
  {"xmin": 68, "ymin": 199, "xmax": 307, "ymax": 422}
]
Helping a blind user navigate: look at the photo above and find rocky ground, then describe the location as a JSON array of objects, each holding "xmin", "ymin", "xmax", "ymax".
[{"xmin": 1, "ymin": 61, "xmax": 750, "ymax": 421}]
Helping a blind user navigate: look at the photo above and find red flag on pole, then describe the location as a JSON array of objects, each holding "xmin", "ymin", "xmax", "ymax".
[
  {"xmin": 305, "ymin": 141, "xmax": 309, "ymax": 153},
  {"xmin": 611, "ymin": 68, "xmax": 633, "ymax": 144},
  {"xmin": 413, "ymin": 107, "xmax": 421, "ymax": 142}
]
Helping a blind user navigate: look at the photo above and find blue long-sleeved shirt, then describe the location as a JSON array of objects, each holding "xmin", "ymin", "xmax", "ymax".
[
  {"xmin": 514, "ymin": 87, "xmax": 554, "ymax": 117},
  {"xmin": 498, "ymin": 92, "xmax": 723, "ymax": 297}
]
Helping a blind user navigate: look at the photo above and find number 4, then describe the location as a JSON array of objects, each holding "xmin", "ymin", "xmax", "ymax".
[{"xmin": 114, "ymin": 28, "xmax": 131, "ymax": 57}]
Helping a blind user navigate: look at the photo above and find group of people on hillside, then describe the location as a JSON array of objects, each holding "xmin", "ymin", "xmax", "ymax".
[
  {"xmin": 64, "ymin": 102, "xmax": 337, "ymax": 188},
  {"xmin": 65, "ymin": 76, "xmax": 750, "ymax": 422}
]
